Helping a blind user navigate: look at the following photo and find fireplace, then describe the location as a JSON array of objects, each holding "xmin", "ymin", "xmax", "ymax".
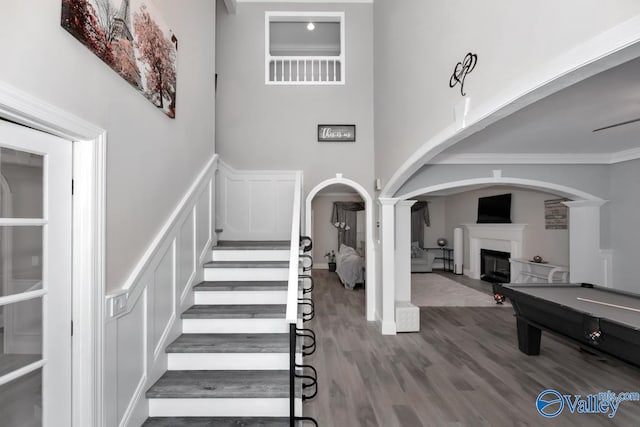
[
  {"xmin": 463, "ymin": 223, "xmax": 526, "ymax": 280},
  {"xmin": 480, "ymin": 249, "xmax": 510, "ymax": 283}
]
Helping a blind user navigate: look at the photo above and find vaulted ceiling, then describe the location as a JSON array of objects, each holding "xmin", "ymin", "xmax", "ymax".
[{"xmin": 432, "ymin": 56, "xmax": 640, "ymax": 164}]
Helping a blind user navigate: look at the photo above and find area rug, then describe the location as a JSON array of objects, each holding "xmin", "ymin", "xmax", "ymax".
[{"xmin": 411, "ymin": 273, "xmax": 511, "ymax": 307}]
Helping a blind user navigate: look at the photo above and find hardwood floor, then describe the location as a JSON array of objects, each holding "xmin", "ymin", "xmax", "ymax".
[
  {"xmin": 434, "ymin": 271, "xmax": 495, "ymax": 296},
  {"xmin": 305, "ymin": 270, "xmax": 640, "ymax": 426}
]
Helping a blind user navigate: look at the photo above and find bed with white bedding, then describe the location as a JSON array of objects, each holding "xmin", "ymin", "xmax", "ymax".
[{"xmin": 336, "ymin": 244, "xmax": 365, "ymax": 289}]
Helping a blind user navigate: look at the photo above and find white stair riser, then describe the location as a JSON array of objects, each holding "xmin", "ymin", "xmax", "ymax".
[
  {"xmin": 211, "ymin": 250, "xmax": 290, "ymax": 262},
  {"xmin": 148, "ymin": 398, "xmax": 301, "ymax": 417},
  {"xmin": 194, "ymin": 290, "xmax": 287, "ymax": 305},
  {"xmin": 167, "ymin": 353, "xmax": 299, "ymax": 370},
  {"xmin": 204, "ymin": 268, "xmax": 288, "ymax": 281},
  {"xmin": 182, "ymin": 318, "xmax": 289, "ymax": 334}
]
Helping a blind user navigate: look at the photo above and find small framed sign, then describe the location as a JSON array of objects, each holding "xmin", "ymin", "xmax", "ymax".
[{"xmin": 318, "ymin": 124, "xmax": 356, "ymax": 142}]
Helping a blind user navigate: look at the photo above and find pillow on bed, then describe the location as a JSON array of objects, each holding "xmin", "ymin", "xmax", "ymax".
[{"xmin": 339, "ymin": 243, "xmax": 358, "ymax": 256}]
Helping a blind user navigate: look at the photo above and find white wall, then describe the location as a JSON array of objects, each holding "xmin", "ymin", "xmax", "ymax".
[
  {"xmin": 609, "ymin": 158, "xmax": 640, "ymax": 293},
  {"xmin": 373, "ymin": 0, "xmax": 640, "ymax": 189},
  {"xmin": 311, "ymin": 193, "xmax": 363, "ymax": 265},
  {"xmin": 0, "ymin": 0, "xmax": 216, "ymax": 292},
  {"xmin": 425, "ymin": 186, "xmax": 571, "ymax": 268},
  {"xmin": 215, "ymin": 2, "xmax": 374, "ymax": 196}
]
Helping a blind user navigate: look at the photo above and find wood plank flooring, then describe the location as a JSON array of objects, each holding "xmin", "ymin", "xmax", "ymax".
[{"xmin": 304, "ymin": 270, "xmax": 640, "ymax": 426}]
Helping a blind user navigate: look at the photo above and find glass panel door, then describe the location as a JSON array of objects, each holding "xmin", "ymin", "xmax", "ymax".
[{"xmin": 0, "ymin": 120, "xmax": 72, "ymax": 427}]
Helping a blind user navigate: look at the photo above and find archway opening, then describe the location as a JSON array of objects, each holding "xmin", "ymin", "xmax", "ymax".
[
  {"xmin": 402, "ymin": 178, "xmax": 608, "ymax": 309},
  {"xmin": 306, "ymin": 176, "xmax": 376, "ymax": 321}
]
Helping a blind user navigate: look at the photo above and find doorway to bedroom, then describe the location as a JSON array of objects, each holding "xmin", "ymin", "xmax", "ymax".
[
  {"xmin": 306, "ymin": 176, "xmax": 376, "ymax": 321},
  {"xmin": 311, "ymin": 185, "xmax": 366, "ymax": 289}
]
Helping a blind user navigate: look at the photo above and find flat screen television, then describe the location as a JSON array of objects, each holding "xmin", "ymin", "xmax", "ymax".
[{"xmin": 477, "ymin": 193, "xmax": 512, "ymax": 223}]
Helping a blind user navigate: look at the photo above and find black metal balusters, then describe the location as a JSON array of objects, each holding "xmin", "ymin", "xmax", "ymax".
[
  {"xmin": 299, "ymin": 274, "xmax": 314, "ymax": 295},
  {"xmin": 300, "ymin": 236, "xmax": 313, "ymax": 253},
  {"xmin": 289, "ymin": 238, "xmax": 319, "ymax": 426}
]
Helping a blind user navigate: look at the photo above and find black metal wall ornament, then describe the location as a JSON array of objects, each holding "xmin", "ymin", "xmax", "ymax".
[{"xmin": 449, "ymin": 52, "xmax": 478, "ymax": 96}]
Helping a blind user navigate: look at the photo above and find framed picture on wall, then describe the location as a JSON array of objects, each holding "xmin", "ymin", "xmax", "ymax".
[
  {"xmin": 61, "ymin": 0, "xmax": 178, "ymax": 118},
  {"xmin": 544, "ymin": 198, "xmax": 569, "ymax": 229},
  {"xmin": 318, "ymin": 124, "xmax": 356, "ymax": 142}
]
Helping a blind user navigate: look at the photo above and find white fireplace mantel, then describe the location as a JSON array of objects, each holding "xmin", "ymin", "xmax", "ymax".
[{"xmin": 462, "ymin": 223, "xmax": 527, "ymax": 280}]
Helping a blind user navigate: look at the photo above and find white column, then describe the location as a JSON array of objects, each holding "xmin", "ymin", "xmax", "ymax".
[
  {"xmin": 395, "ymin": 200, "xmax": 416, "ymax": 302},
  {"xmin": 563, "ymin": 200, "xmax": 607, "ymax": 285},
  {"xmin": 379, "ymin": 198, "xmax": 397, "ymax": 335}
]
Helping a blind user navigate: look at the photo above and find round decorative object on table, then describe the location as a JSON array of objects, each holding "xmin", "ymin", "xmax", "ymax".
[
  {"xmin": 437, "ymin": 238, "xmax": 448, "ymax": 247},
  {"xmin": 532, "ymin": 255, "xmax": 543, "ymax": 263}
]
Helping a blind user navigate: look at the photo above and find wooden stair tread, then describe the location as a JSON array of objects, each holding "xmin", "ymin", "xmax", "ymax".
[
  {"xmin": 204, "ymin": 261, "xmax": 289, "ymax": 269},
  {"xmin": 214, "ymin": 241, "xmax": 290, "ymax": 250},
  {"xmin": 146, "ymin": 370, "xmax": 289, "ymax": 399},
  {"xmin": 194, "ymin": 281, "xmax": 288, "ymax": 292},
  {"xmin": 166, "ymin": 334, "xmax": 289, "ymax": 353},
  {"xmin": 182, "ymin": 305, "xmax": 286, "ymax": 319},
  {"xmin": 142, "ymin": 417, "xmax": 292, "ymax": 426}
]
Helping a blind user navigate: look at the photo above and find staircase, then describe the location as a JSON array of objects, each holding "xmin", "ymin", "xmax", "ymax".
[{"xmin": 142, "ymin": 240, "xmax": 315, "ymax": 426}]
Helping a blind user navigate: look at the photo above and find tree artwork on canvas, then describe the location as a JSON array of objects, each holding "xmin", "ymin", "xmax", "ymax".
[{"xmin": 61, "ymin": 0, "xmax": 178, "ymax": 118}]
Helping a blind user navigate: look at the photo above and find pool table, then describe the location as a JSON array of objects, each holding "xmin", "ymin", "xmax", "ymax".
[{"xmin": 496, "ymin": 282, "xmax": 640, "ymax": 367}]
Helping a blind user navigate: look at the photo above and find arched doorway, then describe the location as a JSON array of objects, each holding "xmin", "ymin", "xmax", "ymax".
[
  {"xmin": 400, "ymin": 176, "xmax": 609, "ymax": 286},
  {"xmin": 305, "ymin": 175, "xmax": 376, "ymax": 321}
]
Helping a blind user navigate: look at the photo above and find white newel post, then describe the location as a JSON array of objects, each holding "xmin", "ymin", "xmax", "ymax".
[
  {"xmin": 379, "ymin": 198, "xmax": 397, "ymax": 335},
  {"xmin": 563, "ymin": 200, "xmax": 607, "ymax": 285},
  {"xmin": 395, "ymin": 200, "xmax": 416, "ymax": 301}
]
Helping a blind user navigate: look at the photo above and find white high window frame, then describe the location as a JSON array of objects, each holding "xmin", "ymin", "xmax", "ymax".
[{"xmin": 265, "ymin": 11, "xmax": 346, "ymax": 85}]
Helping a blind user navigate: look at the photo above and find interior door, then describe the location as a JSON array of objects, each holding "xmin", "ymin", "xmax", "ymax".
[{"xmin": 0, "ymin": 119, "xmax": 72, "ymax": 427}]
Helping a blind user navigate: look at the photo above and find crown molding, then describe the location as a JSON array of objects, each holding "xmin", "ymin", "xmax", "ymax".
[
  {"xmin": 609, "ymin": 146, "xmax": 640, "ymax": 164},
  {"xmin": 431, "ymin": 149, "xmax": 640, "ymax": 165}
]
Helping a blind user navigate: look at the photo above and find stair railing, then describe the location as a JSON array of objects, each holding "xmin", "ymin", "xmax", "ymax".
[
  {"xmin": 286, "ymin": 172, "xmax": 319, "ymax": 426},
  {"xmin": 285, "ymin": 171, "xmax": 302, "ymax": 327}
]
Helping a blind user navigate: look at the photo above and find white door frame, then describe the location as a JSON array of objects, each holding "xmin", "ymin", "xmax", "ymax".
[
  {"xmin": 305, "ymin": 175, "xmax": 376, "ymax": 322},
  {"xmin": 0, "ymin": 81, "xmax": 106, "ymax": 426}
]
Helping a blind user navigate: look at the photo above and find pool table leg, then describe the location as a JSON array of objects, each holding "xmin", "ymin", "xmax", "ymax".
[{"xmin": 516, "ymin": 317, "xmax": 541, "ymax": 355}]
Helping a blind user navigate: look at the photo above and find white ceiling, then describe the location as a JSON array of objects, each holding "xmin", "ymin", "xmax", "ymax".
[{"xmin": 432, "ymin": 56, "xmax": 640, "ymax": 162}]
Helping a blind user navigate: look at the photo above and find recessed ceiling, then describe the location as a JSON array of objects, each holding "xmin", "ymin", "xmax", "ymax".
[{"xmin": 432, "ymin": 55, "xmax": 640, "ymax": 161}]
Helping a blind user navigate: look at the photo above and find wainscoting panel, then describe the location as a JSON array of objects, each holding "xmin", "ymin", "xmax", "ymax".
[
  {"xmin": 178, "ymin": 212, "xmax": 195, "ymax": 299},
  {"xmin": 276, "ymin": 180, "xmax": 296, "ymax": 236},
  {"xmin": 152, "ymin": 244, "xmax": 175, "ymax": 360},
  {"xmin": 217, "ymin": 161, "xmax": 298, "ymax": 241},
  {"xmin": 116, "ymin": 289, "xmax": 147, "ymax": 427},
  {"xmin": 103, "ymin": 155, "xmax": 217, "ymax": 427},
  {"xmin": 224, "ymin": 177, "xmax": 249, "ymax": 233},
  {"xmin": 196, "ymin": 183, "xmax": 212, "ymax": 264},
  {"xmin": 249, "ymin": 180, "xmax": 277, "ymax": 232}
]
